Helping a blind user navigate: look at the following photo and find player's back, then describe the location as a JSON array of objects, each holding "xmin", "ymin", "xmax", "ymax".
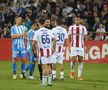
[
  {"xmin": 36, "ymin": 27, "xmax": 53, "ymax": 48},
  {"xmin": 34, "ymin": 27, "xmax": 54, "ymax": 57},
  {"xmin": 52, "ymin": 26, "xmax": 68, "ymax": 45},
  {"xmin": 52, "ymin": 26, "xmax": 68, "ymax": 52}
]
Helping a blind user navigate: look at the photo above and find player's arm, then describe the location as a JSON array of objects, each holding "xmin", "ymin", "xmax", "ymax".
[
  {"xmin": 84, "ymin": 35, "xmax": 89, "ymax": 53},
  {"xmin": 11, "ymin": 33, "xmax": 25, "ymax": 39},
  {"xmin": 11, "ymin": 26, "xmax": 27, "ymax": 39},
  {"xmin": 68, "ymin": 26, "xmax": 72, "ymax": 51},
  {"xmin": 31, "ymin": 32, "xmax": 38, "ymax": 56},
  {"xmin": 23, "ymin": 26, "xmax": 28, "ymax": 39},
  {"xmin": 64, "ymin": 39, "xmax": 68, "ymax": 47},
  {"xmin": 84, "ymin": 26, "xmax": 89, "ymax": 53},
  {"xmin": 31, "ymin": 40, "xmax": 38, "ymax": 56},
  {"xmin": 64, "ymin": 29, "xmax": 69, "ymax": 47},
  {"xmin": 52, "ymin": 37, "xmax": 56, "ymax": 54}
]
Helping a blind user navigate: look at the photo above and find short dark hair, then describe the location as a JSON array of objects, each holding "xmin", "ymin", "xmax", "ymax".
[
  {"xmin": 57, "ymin": 19, "xmax": 62, "ymax": 25},
  {"xmin": 31, "ymin": 21, "xmax": 36, "ymax": 26},
  {"xmin": 39, "ymin": 18, "xmax": 45, "ymax": 25}
]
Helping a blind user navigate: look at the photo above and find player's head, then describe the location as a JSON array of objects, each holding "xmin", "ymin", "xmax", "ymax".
[
  {"xmin": 74, "ymin": 16, "xmax": 80, "ymax": 26},
  {"xmin": 38, "ymin": 18, "xmax": 45, "ymax": 27},
  {"xmin": 31, "ymin": 21, "xmax": 38, "ymax": 30},
  {"xmin": 44, "ymin": 18, "xmax": 50, "ymax": 27},
  {"xmin": 15, "ymin": 15, "xmax": 22, "ymax": 25},
  {"xmin": 56, "ymin": 19, "xmax": 62, "ymax": 26}
]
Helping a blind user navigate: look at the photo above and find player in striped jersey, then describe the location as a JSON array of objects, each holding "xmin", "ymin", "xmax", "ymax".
[
  {"xmin": 68, "ymin": 16, "xmax": 88, "ymax": 80},
  {"xmin": 11, "ymin": 15, "xmax": 27, "ymax": 79},
  {"xmin": 52, "ymin": 19, "xmax": 68, "ymax": 80},
  {"xmin": 38, "ymin": 18, "xmax": 51, "ymax": 81},
  {"xmin": 22, "ymin": 21, "xmax": 38, "ymax": 79},
  {"xmin": 32, "ymin": 18, "xmax": 56, "ymax": 86}
]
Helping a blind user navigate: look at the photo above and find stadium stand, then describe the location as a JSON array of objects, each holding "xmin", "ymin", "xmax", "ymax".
[{"xmin": 0, "ymin": 0, "xmax": 108, "ymax": 39}]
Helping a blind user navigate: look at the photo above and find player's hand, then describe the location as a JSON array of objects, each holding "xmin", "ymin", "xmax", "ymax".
[{"xmin": 23, "ymin": 32, "xmax": 27, "ymax": 36}]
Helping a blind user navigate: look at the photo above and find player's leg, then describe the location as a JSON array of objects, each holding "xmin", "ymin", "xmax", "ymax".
[
  {"xmin": 38, "ymin": 57, "xmax": 43, "ymax": 80},
  {"xmin": 70, "ymin": 48, "xmax": 77, "ymax": 79},
  {"xmin": 77, "ymin": 55, "xmax": 83, "ymax": 80},
  {"xmin": 59, "ymin": 63, "xmax": 64, "ymax": 80},
  {"xmin": 41, "ymin": 64, "xmax": 48, "ymax": 86},
  {"xmin": 28, "ymin": 61, "xmax": 35, "ymax": 79},
  {"xmin": 77, "ymin": 48, "xmax": 85, "ymax": 80},
  {"xmin": 52, "ymin": 54, "xmax": 57, "ymax": 80},
  {"xmin": 40, "ymin": 57, "xmax": 48, "ymax": 86},
  {"xmin": 52, "ymin": 63, "xmax": 56, "ymax": 80},
  {"xmin": 25, "ymin": 50, "xmax": 32, "ymax": 72},
  {"xmin": 12, "ymin": 58, "xmax": 17, "ymax": 79},
  {"xmin": 38, "ymin": 63, "xmax": 43, "ymax": 80},
  {"xmin": 47, "ymin": 64, "xmax": 52, "ymax": 86},
  {"xmin": 59, "ymin": 53, "xmax": 64, "ymax": 80},
  {"xmin": 70, "ymin": 56, "xmax": 77, "ymax": 79},
  {"xmin": 12, "ymin": 50, "xmax": 18, "ymax": 79},
  {"xmin": 20, "ymin": 49, "xmax": 26, "ymax": 79},
  {"xmin": 28, "ymin": 55, "xmax": 36, "ymax": 79},
  {"xmin": 47, "ymin": 56, "xmax": 53, "ymax": 86}
]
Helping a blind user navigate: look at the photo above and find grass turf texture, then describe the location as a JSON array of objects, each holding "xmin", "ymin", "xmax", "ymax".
[{"xmin": 0, "ymin": 60, "xmax": 108, "ymax": 90}]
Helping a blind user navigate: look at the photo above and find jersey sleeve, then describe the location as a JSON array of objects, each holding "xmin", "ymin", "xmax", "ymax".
[
  {"xmin": 30, "ymin": 31, "xmax": 35, "ymax": 40},
  {"xmin": 51, "ymin": 28, "xmax": 55, "ymax": 35},
  {"xmin": 68, "ymin": 26, "xmax": 72, "ymax": 35},
  {"xmin": 64, "ymin": 29, "xmax": 68, "ymax": 39},
  {"xmin": 83, "ymin": 26, "xmax": 88, "ymax": 35},
  {"xmin": 33, "ymin": 31, "xmax": 38, "ymax": 41},
  {"xmin": 11, "ymin": 26, "xmax": 15, "ymax": 36},
  {"xmin": 51, "ymin": 30, "xmax": 54, "ymax": 38}
]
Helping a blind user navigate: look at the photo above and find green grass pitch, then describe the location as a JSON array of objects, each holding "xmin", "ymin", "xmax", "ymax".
[{"xmin": 0, "ymin": 60, "xmax": 108, "ymax": 90}]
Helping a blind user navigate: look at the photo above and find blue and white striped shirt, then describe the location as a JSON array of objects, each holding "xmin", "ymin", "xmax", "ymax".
[
  {"xmin": 11, "ymin": 25, "xmax": 26, "ymax": 49},
  {"xmin": 27, "ymin": 29, "xmax": 35, "ymax": 50}
]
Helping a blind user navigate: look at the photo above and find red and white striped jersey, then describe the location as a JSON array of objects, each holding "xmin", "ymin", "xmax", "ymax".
[
  {"xmin": 52, "ymin": 26, "xmax": 68, "ymax": 52},
  {"xmin": 33, "ymin": 27, "xmax": 54, "ymax": 57},
  {"xmin": 68, "ymin": 24, "xmax": 87, "ymax": 48}
]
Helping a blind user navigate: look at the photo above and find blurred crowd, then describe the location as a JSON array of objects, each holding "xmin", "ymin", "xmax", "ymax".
[{"xmin": 0, "ymin": 0, "xmax": 108, "ymax": 40}]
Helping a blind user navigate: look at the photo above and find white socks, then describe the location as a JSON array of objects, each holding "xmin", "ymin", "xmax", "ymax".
[
  {"xmin": 42, "ymin": 74, "xmax": 52, "ymax": 85},
  {"xmin": 52, "ymin": 70, "xmax": 64, "ymax": 79},
  {"xmin": 48, "ymin": 74, "xmax": 52, "ymax": 85},
  {"xmin": 60, "ymin": 71, "xmax": 64, "ymax": 79},
  {"xmin": 78, "ymin": 62, "xmax": 83, "ymax": 77},
  {"xmin": 42, "ymin": 75, "xmax": 47, "ymax": 85},
  {"xmin": 52, "ymin": 70, "xmax": 56, "ymax": 79}
]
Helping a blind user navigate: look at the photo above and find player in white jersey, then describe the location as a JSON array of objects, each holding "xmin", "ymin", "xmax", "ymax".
[
  {"xmin": 11, "ymin": 15, "xmax": 27, "ymax": 79},
  {"xmin": 52, "ymin": 19, "xmax": 68, "ymax": 80},
  {"xmin": 32, "ymin": 18, "xmax": 56, "ymax": 86},
  {"xmin": 38, "ymin": 18, "xmax": 51, "ymax": 81},
  {"xmin": 68, "ymin": 16, "xmax": 88, "ymax": 80}
]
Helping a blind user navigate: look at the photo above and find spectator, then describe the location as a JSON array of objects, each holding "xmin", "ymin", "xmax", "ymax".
[
  {"xmin": 3, "ymin": 22, "xmax": 11, "ymax": 38},
  {"xmin": 95, "ymin": 23, "xmax": 106, "ymax": 40},
  {"xmin": 24, "ymin": 14, "xmax": 32, "ymax": 30},
  {"xmin": 0, "ymin": 0, "xmax": 107, "ymax": 39},
  {"xmin": 0, "ymin": 26, "xmax": 3, "ymax": 38},
  {"xmin": 92, "ymin": 17, "xmax": 100, "ymax": 39}
]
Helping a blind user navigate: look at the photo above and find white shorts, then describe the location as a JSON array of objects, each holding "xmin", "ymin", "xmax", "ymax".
[
  {"xmin": 70, "ymin": 47, "xmax": 84, "ymax": 57},
  {"xmin": 52, "ymin": 52, "xmax": 64, "ymax": 64},
  {"xmin": 39, "ymin": 56, "xmax": 52, "ymax": 64}
]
